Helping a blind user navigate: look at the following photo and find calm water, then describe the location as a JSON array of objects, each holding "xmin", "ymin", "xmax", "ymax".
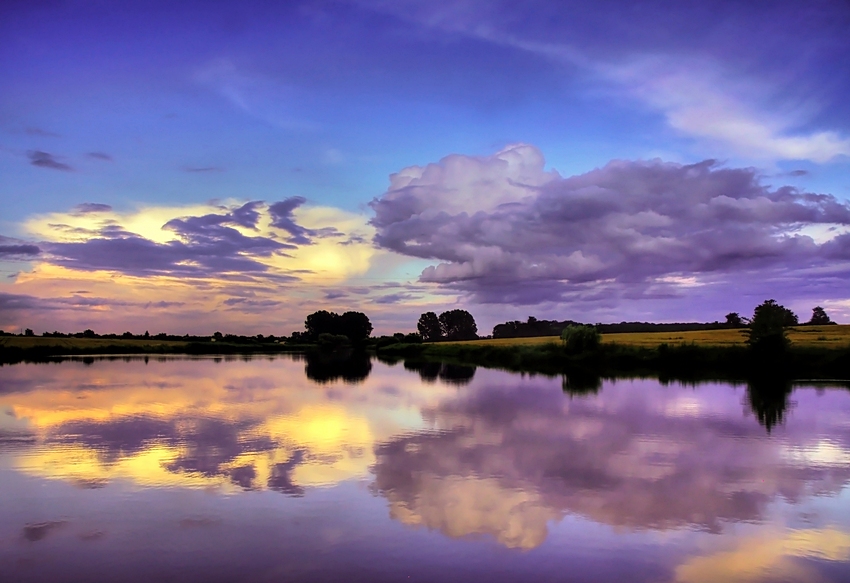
[{"xmin": 1, "ymin": 355, "xmax": 849, "ymax": 583}]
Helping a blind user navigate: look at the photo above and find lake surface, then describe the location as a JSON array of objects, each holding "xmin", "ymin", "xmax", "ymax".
[{"xmin": 1, "ymin": 354, "xmax": 850, "ymax": 582}]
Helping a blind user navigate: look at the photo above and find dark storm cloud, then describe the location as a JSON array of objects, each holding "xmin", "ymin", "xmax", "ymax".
[
  {"xmin": 27, "ymin": 150, "xmax": 72, "ymax": 171},
  {"xmin": 370, "ymin": 145, "xmax": 850, "ymax": 304}
]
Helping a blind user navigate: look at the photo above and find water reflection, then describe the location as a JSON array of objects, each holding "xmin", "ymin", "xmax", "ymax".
[
  {"xmin": 403, "ymin": 360, "xmax": 477, "ymax": 385},
  {"xmin": 746, "ymin": 376, "xmax": 794, "ymax": 432},
  {"xmin": 0, "ymin": 357, "xmax": 849, "ymax": 582},
  {"xmin": 373, "ymin": 378, "xmax": 850, "ymax": 548},
  {"xmin": 302, "ymin": 350, "xmax": 372, "ymax": 384}
]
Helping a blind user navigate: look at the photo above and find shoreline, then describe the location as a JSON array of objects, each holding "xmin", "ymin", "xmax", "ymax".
[{"xmin": 3, "ymin": 335, "xmax": 849, "ymax": 385}]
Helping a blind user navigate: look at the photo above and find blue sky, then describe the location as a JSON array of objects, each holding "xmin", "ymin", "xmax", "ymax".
[{"xmin": 2, "ymin": 0, "xmax": 849, "ymax": 334}]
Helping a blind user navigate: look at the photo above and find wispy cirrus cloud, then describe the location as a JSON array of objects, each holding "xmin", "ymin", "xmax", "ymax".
[
  {"xmin": 71, "ymin": 203, "xmax": 113, "ymax": 215},
  {"xmin": 355, "ymin": 0, "xmax": 850, "ymax": 164},
  {"xmin": 0, "ymin": 236, "xmax": 40, "ymax": 257},
  {"xmin": 181, "ymin": 165, "xmax": 224, "ymax": 173},
  {"xmin": 24, "ymin": 126, "xmax": 60, "ymax": 138}
]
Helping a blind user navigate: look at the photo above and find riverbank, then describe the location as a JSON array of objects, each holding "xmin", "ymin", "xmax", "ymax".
[
  {"xmin": 377, "ymin": 337, "xmax": 850, "ymax": 382},
  {"xmin": 0, "ymin": 336, "xmax": 310, "ymax": 364}
]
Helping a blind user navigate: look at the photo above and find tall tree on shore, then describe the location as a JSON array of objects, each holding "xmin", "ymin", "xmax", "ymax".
[
  {"xmin": 304, "ymin": 310, "xmax": 372, "ymax": 343},
  {"xmin": 417, "ymin": 312, "xmax": 443, "ymax": 342},
  {"xmin": 747, "ymin": 299, "xmax": 796, "ymax": 351},
  {"xmin": 338, "ymin": 311, "xmax": 373, "ymax": 342},
  {"xmin": 438, "ymin": 309, "xmax": 478, "ymax": 341}
]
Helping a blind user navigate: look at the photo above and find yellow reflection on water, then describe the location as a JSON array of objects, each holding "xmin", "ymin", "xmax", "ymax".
[
  {"xmin": 1, "ymin": 357, "xmax": 448, "ymax": 492},
  {"xmin": 675, "ymin": 528, "xmax": 850, "ymax": 583}
]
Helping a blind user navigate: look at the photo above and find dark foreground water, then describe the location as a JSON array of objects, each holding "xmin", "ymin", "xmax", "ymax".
[{"xmin": 1, "ymin": 355, "xmax": 849, "ymax": 583}]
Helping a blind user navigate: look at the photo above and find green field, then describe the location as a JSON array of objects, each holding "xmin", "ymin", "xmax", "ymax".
[
  {"xmin": 444, "ymin": 325, "xmax": 850, "ymax": 349},
  {"xmin": 0, "ymin": 336, "xmax": 189, "ymax": 351}
]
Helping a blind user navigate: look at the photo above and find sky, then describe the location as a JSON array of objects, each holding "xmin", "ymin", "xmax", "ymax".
[{"xmin": 1, "ymin": 0, "xmax": 849, "ymax": 335}]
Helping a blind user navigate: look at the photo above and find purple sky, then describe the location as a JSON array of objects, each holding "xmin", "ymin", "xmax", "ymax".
[{"xmin": 1, "ymin": 0, "xmax": 849, "ymax": 334}]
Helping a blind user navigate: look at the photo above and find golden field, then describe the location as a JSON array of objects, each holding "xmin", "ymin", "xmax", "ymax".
[{"xmin": 446, "ymin": 325, "xmax": 850, "ymax": 349}]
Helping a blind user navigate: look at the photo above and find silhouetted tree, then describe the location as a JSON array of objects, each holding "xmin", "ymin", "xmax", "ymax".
[
  {"xmin": 725, "ymin": 312, "xmax": 744, "ymax": 328},
  {"xmin": 24, "ymin": 328, "xmax": 34, "ymax": 337},
  {"xmin": 417, "ymin": 312, "xmax": 443, "ymax": 342},
  {"xmin": 305, "ymin": 310, "xmax": 338, "ymax": 340},
  {"xmin": 747, "ymin": 299, "xmax": 796, "ymax": 351},
  {"xmin": 338, "ymin": 311, "xmax": 373, "ymax": 343},
  {"xmin": 808, "ymin": 306, "xmax": 834, "ymax": 325},
  {"xmin": 438, "ymin": 309, "xmax": 478, "ymax": 341},
  {"xmin": 304, "ymin": 310, "xmax": 372, "ymax": 343}
]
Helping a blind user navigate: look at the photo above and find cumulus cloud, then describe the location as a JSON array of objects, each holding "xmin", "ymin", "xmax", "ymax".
[
  {"xmin": 27, "ymin": 150, "xmax": 73, "ymax": 171},
  {"xmin": 370, "ymin": 144, "xmax": 850, "ymax": 305}
]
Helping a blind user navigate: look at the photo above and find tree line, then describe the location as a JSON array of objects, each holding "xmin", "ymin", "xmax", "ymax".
[{"xmin": 2, "ymin": 303, "xmax": 836, "ymax": 346}]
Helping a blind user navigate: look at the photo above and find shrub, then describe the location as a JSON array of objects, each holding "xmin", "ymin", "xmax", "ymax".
[{"xmin": 560, "ymin": 325, "xmax": 601, "ymax": 352}]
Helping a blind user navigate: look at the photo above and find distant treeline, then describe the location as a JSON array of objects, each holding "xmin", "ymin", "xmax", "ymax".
[
  {"xmin": 492, "ymin": 307, "xmax": 836, "ymax": 339},
  {"xmin": 0, "ymin": 328, "xmax": 284, "ymax": 344},
  {"xmin": 491, "ymin": 317, "xmax": 736, "ymax": 338}
]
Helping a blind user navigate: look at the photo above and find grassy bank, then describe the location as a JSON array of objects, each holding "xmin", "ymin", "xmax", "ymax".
[
  {"xmin": 378, "ymin": 328, "xmax": 850, "ymax": 381},
  {"xmin": 0, "ymin": 336, "xmax": 307, "ymax": 364}
]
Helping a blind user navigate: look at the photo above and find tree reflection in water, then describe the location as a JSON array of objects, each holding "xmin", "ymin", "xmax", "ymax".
[
  {"xmin": 746, "ymin": 376, "xmax": 794, "ymax": 433},
  {"xmin": 403, "ymin": 360, "xmax": 476, "ymax": 385},
  {"xmin": 561, "ymin": 370, "xmax": 602, "ymax": 394},
  {"xmin": 303, "ymin": 350, "xmax": 372, "ymax": 384}
]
